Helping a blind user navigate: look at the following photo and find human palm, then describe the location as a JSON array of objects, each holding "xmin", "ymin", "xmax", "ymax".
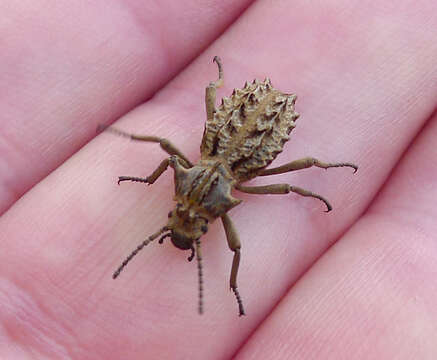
[{"xmin": 1, "ymin": 1, "xmax": 436, "ymax": 359}]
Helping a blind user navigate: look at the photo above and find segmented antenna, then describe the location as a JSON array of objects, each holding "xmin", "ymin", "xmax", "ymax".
[
  {"xmin": 96, "ymin": 124, "xmax": 161, "ymax": 143},
  {"xmin": 113, "ymin": 227, "xmax": 168, "ymax": 279},
  {"xmin": 96, "ymin": 124, "xmax": 132, "ymax": 139},
  {"xmin": 195, "ymin": 239, "xmax": 204, "ymax": 315}
]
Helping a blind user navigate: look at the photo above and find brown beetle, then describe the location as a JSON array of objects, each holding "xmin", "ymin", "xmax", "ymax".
[{"xmin": 103, "ymin": 56, "xmax": 357, "ymax": 316}]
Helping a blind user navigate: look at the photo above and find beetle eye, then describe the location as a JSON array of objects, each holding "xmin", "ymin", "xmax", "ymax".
[
  {"xmin": 168, "ymin": 211, "xmax": 172, "ymax": 218},
  {"xmin": 201, "ymin": 225, "xmax": 208, "ymax": 233}
]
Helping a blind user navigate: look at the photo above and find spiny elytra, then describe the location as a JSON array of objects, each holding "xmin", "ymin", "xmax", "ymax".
[{"xmin": 100, "ymin": 56, "xmax": 357, "ymax": 316}]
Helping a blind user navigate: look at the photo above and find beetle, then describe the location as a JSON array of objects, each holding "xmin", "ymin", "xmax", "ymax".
[{"xmin": 102, "ymin": 56, "xmax": 357, "ymax": 316}]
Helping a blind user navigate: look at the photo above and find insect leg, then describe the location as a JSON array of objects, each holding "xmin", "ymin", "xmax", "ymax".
[
  {"xmin": 236, "ymin": 183, "xmax": 333, "ymax": 212},
  {"xmin": 221, "ymin": 214, "xmax": 246, "ymax": 316},
  {"xmin": 258, "ymin": 157, "xmax": 358, "ymax": 176},
  {"xmin": 205, "ymin": 56, "xmax": 224, "ymax": 122},
  {"xmin": 98, "ymin": 125, "xmax": 192, "ymax": 167},
  {"xmin": 118, "ymin": 158, "xmax": 169, "ymax": 185}
]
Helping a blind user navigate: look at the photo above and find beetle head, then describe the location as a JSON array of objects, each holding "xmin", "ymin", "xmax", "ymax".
[
  {"xmin": 166, "ymin": 203, "xmax": 209, "ymax": 256},
  {"xmin": 113, "ymin": 203, "xmax": 209, "ymax": 314}
]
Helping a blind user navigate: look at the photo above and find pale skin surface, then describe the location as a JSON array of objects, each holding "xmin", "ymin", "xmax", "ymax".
[{"xmin": 1, "ymin": 1, "xmax": 437, "ymax": 359}]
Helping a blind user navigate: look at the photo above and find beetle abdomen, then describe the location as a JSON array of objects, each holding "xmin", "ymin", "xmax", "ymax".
[{"xmin": 200, "ymin": 79, "xmax": 299, "ymax": 182}]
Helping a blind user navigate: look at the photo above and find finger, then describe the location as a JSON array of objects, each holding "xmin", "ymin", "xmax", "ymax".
[
  {"xmin": 234, "ymin": 109, "xmax": 437, "ymax": 359},
  {"xmin": 1, "ymin": 1, "xmax": 437, "ymax": 359},
  {"xmin": 0, "ymin": 0, "xmax": 254, "ymax": 214}
]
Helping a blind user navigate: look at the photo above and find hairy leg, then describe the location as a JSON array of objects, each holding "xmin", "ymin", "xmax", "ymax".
[
  {"xmin": 236, "ymin": 183, "xmax": 333, "ymax": 212},
  {"xmin": 221, "ymin": 214, "xmax": 245, "ymax": 316},
  {"xmin": 259, "ymin": 157, "xmax": 357, "ymax": 176}
]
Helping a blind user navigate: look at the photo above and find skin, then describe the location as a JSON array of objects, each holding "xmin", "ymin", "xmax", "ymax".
[{"xmin": 1, "ymin": 1, "xmax": 437, "ymax": 359}]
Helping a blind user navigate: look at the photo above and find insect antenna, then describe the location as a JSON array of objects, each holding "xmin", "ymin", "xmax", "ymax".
[
  {"xmin": 96, "ymin": 124, "xmax": 130, "ymax": 139},
  {"xmin": 195, "ymin": 238, "xmax": 204, "ymax": 314},
  {"xmin": 96, "ymin": 124, "xmax": 162, "ymax": 143},
  {"xmin": 113, "ymin": 226, "xmax": 169, "ymax": 279}
]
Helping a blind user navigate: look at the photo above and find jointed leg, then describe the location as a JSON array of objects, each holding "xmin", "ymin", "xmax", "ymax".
[
  {"xmin": 221, "ymin": 214, "xmax": 245, "ymax": 316},
  {"xmin": 205, "ymin": 56, "xmax": 224, "ymax": 122},
  {"xmin": 99, "ymin": 125, "xmax": 192, "ymax": 167},
  {"xmin": 118, "ymin": 157, "xmax": 170, "ymax": 185},
  {"xmin": 236, "ymin": 183, "xmax": 333, "ymax": 212},
  {"xmin": 259, "ymin": 157, "xmax": 358, "ymax": 176}
]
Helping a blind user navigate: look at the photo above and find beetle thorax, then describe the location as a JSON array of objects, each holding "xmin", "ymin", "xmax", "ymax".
[{"xmin": 169, "ymin": 156, "xmax": 242, "ymax": 221}]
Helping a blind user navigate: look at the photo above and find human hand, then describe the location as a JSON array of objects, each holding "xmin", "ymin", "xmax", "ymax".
[{"xmin": 1, "ymin": 1, "xmax": 436, "ymax": 359}]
